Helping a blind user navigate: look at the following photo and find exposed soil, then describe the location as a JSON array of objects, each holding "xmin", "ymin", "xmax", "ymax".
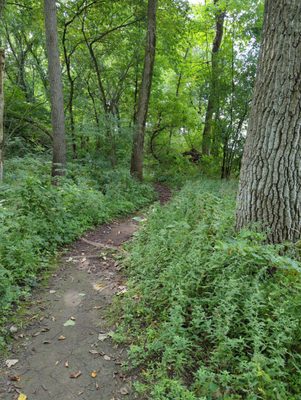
[
  {"xmin": 153, "ymin": 183, "xmax": 172, "ymax": 204},
  {"xmin": 0, "ymin": 184, "xmax": 171, "ymax": 400}
]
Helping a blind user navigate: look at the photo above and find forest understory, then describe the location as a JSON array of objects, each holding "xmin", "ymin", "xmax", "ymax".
[{"xmin": 2, "ymin": 0, "xmax": 301, "ymax": 398}]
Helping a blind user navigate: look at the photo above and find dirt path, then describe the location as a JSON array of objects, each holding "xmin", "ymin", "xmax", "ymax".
[{"xmin": 0, "ymin": 186, "xmax": 171, "ymax": 400}]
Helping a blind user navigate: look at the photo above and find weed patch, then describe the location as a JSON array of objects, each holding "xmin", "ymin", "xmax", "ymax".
[{"xmin": 117, "ymin": 180, "xmax": 301, "ymax": 399}]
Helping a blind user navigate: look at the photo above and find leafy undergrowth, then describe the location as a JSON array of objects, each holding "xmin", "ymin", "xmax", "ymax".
[
  {"xmin": 116, "ymin": 180, "xmax": 301, "ymax": 399},
  {"xmin": 0, "ymin": 156, "xmax": 155, "ymax": 347}
]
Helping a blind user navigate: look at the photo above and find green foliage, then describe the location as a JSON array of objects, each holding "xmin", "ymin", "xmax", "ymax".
[
  {"xmin": 117, "ymin": 180, "xmax": 301, "ymax": 399},
  {"xmin": 0, "ymin": 156, "xmax": 155, "ymax": 343},
  {"xmin": 3, "ymin": 0, "xmax": 264, "ymax": 178}
]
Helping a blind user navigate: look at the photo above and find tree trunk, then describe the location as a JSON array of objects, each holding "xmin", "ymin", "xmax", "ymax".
[
  {"xmin": 0, "ymin": 3, "xmax": 5, "ymax": 181},
  {"xmin": 201, "ymin": 0, "xmax": 225, "ymax": 156},
  {"xmin": 0, "ymin": 49, "xmax": 4, "ymax": 182},
  {"xmin": 44, "ymin": 0, "xmax": 67, "ymax": 179},
  {"xmin": 62, "ymin": 25, "xmax": 77, "ymax": 159},
  {"xmin": 68, "ymin": 78, "xmax": 77, "ymax": 159},
  {"xmin": 130, "ymin": 0, "xmax": 157, "ymax": 181},
  {"xmin": 236, "ymin": 0, "xmax": 301, "ymax": 243},
  {"xmin": 82, "ymin": 28, "xmax": 117, "ymax": 167}
]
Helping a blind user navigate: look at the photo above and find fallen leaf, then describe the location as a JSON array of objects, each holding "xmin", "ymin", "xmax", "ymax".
[
  {"xmin": 79, "ymin": 293, "xmax": 86, "ymax": 297},
  {"xmin": 104, "ymin": 355, "xmax": 111, "ymax": 361},
  {"xmin": 70, "ymin": 371, "xmax": 82, "ymax": 379},
  {"xmin": 58, "ymin": 335, "xmax": 66, "ymax": 341},
  {"xmin": 65, "ymin": 361, "xmax": 69, "ymax": 368},
  {"xmin": 93, "ymin": 282, "xmax": 105, "ymax": 291},
  {"xmin": 49, "ymin": 290, "xmax": 56, "ymax": 294},
  {"xmin": 64, "ymin": 319, "xmax": 75, "ymax": 327},
  {"xmin": 89, "ymin": 350, "xmax": 99, "ymax": 355},
  {"xmin": 117, "ymin": 286, "xmax": 128, "ymax": 296},
  {"xmin": 70, "ymin": 316, "xmax": 76, "ymax": 321},
  {"xmin": 18, "ymin": 394, "xmax": 27, "ymax": 400},
  {"xmin": 98, "ymin": 333, "xmax": 109, "ymax": 342},
  {"xmin": 120, "ymin": 386, "xmax": 130, "ymax": 395},
  {"xmin": 132, "ymin": 216, "xmax": 146, "ymax": 223},
  {"xmin": 91, "ymin": 370, "xmax": 97, "ymax": 378},
  {"xmin": 9, "ymin": 326, "xmax": 18, "ymax": 334},
  {"xmin": 93, "ymin": 306, "xmax": 101, "ymax": 310},
  {"xmin": 5, "ymin": 359, "xmax": 19, "ymax": 368},
  {"xmin": 9, "ymin": 375, "xmax": 21, "ymax": 382}
]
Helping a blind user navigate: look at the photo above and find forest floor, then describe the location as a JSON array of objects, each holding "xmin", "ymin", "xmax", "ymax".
[{"xmin": 0, "ymin": 185, "xmax": 171, "ymax": 400}]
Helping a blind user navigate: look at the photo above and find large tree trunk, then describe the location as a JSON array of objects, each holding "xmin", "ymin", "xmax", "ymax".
[
  {"xmin": 44, "ymin": 0, "xmax": 67, "ymax": 179},
  {"xmin": 130, "ymin": 0, "xmax": 157, "ymax": 181},
  {"xmin": 0, "ymin": 49, "xmax": 4, "ymax": 182},
  {"xmin": 236, "ymin": 0, "xmax": 301, "ymax": 243},
  {"xmin": 201, "ymin": 0, "xmax": 225, "ymax": 156}
]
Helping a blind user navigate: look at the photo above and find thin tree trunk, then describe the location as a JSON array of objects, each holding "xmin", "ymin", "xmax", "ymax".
[
  {"xmin": 201, "ymin": 0, "xmax": 225, "ymax": 156},
  {"xmin": 236, "ymin": 0, "xmax": 301, "ymax": 243},
  {"xmin": 82, "ymin": 25, "xmax": 117, "ymax": 167},
  {"xmin": 0, "ymin": 49, "xmax": 4, "ymax": 182},
  {"xmin": 130, "ymin": 0, "xmax": 157, "ymax": 181},
  {"xmin": 44, "ymin": 0, "xmax": 67, "ymax": 179},
  {"xmin": 176, "ymin": 48, "xmax": 189, "ymax": 97},
  {"xmin": 68, "ymin": 78, "xmax": 77, "ymax": 159},
  {"xmin": 132, "ymin": 56, "xmax": 140, "ymax": 126},
  {"xmin": 62, "ymin": 26, "xmax": 77, "ymax": 159}
]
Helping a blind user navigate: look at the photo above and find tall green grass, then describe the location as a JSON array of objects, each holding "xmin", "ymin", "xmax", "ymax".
[{"xmin": 117, "ymin": 180, "xmax": 301, "ymax": 399}]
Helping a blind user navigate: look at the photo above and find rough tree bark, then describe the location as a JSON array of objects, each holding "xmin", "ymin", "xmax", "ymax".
[
  {"xmin": 0, "ymin": 49, "xmax": 4, "ymax": 182},
  {"xmin": 44, "ymin": 0, "xmax": 67, "ymax": 179},
  {"xmin": 130, "ymin": 0, "xmax": 157, "ymax": 181},
  {"xmin": 236, "ymin": 0, "xmax": 301, "ymax": 243},
  {"xmin": 201, "ymin": 0, "xmax": 225, "ymax": 156}
]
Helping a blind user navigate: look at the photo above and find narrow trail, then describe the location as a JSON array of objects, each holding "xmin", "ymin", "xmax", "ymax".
[{"xmin": 0, "ymin": 185, "xmax": 171, "ymax": 400}]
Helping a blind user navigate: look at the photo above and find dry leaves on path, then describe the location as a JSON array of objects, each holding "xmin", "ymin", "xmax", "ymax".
[
  {"xmin": 70, "ymin": 371, "xmax": 82, "ymax": 379},
  {"xmin": 5, "ymin": 359, "xmax": 19, "ymax": 368}
]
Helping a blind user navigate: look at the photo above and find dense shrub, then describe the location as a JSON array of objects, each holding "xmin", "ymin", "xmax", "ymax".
[
  {"xmin": 0, "ymin": 156, "xmax": 155, "ymax": 342},
  {"xmin": 117, "ymin": 180, "xmax": 301, "ymax": 399}
]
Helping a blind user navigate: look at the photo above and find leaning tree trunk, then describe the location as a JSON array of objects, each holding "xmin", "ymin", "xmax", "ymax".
[
  {"xmin": 44, "ymin": 0, "xmax": 67, "ymax": 179},
  {"xmin": 236, "ymin": 0, "xmax": 301, "ymax": 243},
  {"xmin": 201, "ymin": 0, "xmax": 225, "ymax": 156},
  {"xmin": 130, "ymin": 0, "xmax": 157, "ymax": 181},
  {"xmin": 0, "ymin": 49, "xmax": 4, "ymax": 182}
]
